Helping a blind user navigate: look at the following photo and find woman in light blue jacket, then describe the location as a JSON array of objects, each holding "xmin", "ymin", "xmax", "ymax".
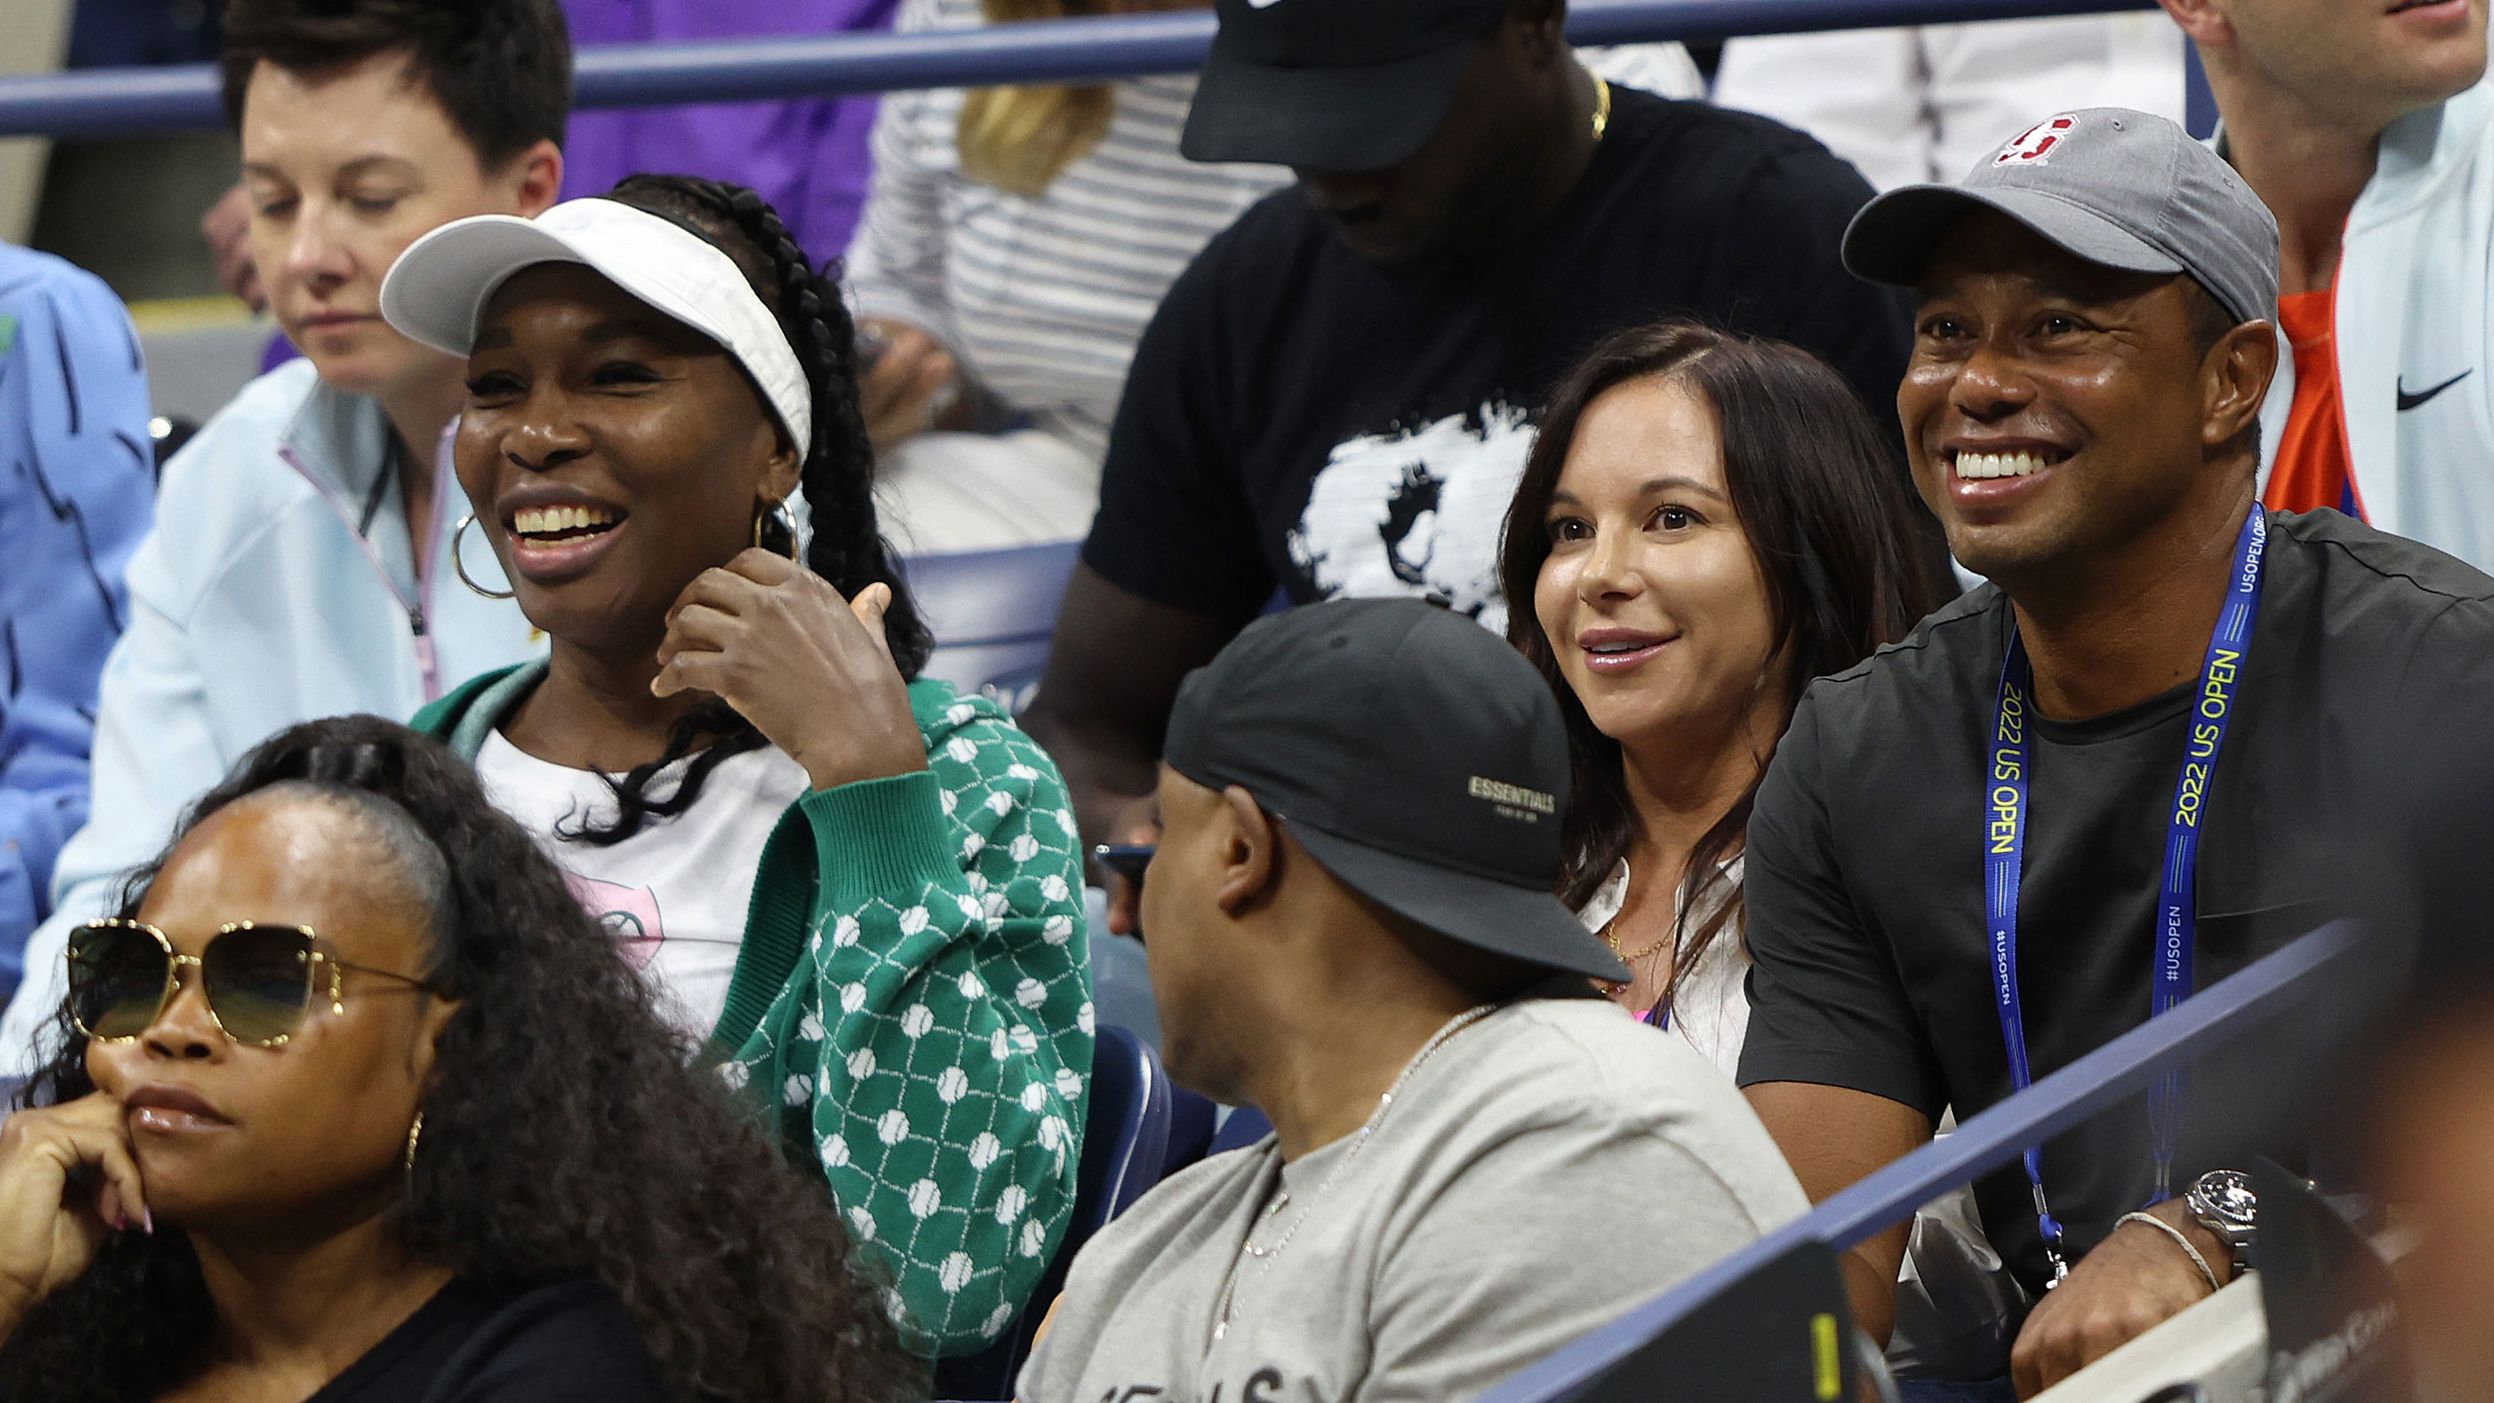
[{"xmin": 0, "ymin": 0, "xmax": 569, "ymax": 1067}]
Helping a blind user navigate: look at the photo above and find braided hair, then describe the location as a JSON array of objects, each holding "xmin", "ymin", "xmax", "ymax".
[{"xmin": 566, "ymin": 175, "xmax": 934, "ymax": 845}]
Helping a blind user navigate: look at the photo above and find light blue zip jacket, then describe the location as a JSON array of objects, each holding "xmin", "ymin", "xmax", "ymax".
[{"xmin": 0, "ymin": 360, "xmax": 543, "ymax": 1069}]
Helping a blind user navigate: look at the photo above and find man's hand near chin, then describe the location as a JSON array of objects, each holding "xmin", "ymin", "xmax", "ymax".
[{"xmin": 2008, "ymin": 1200, "xmax": 2228, "ymax": 1397}]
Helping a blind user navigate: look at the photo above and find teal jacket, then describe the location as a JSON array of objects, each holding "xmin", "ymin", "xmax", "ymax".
[{"xmin": 416, "ymin": 662, "xmax": 1094, "ymax": 1356}]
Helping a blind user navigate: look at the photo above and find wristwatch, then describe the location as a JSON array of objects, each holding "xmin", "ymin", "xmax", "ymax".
[{"xmin": 2185, "ymin": 1168, "xmax": 2260, "ymax": 1276}]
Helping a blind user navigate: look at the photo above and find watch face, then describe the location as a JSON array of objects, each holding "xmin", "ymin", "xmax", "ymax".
[{"xmin": 2198, "ymin": 1169, "xmax": 2258, "ymax": 1227}]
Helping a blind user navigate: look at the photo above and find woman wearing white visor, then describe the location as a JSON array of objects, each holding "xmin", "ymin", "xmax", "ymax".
[{"xmin": 377, "ymin": 176, "xmax": 1094, "ymax": 1360}]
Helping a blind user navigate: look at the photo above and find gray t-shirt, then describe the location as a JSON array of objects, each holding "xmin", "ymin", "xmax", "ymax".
[{"xmin": 1019, "ymin": 998, "xmax": 1808, "ymax": 1401}]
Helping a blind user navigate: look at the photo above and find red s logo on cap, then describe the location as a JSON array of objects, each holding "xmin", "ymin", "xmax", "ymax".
[{"xmin": 1996, "ymin": 115, "xmax": 2079, "ymax": 166}]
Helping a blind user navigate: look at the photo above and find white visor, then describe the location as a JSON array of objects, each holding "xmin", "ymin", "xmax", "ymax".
[{"xmin": 379, "ymin": 197, "xmax": 813, "ymax": 452}]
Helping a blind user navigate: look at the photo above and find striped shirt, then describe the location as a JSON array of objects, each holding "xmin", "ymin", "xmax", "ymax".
[{"xmin": 842, "ymin": 0, "xmax": 1702, "ymax": 462}]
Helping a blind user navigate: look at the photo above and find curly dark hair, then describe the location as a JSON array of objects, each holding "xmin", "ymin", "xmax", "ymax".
[
  {"xmin": 0, "ymin": 716, "xmax": 922, "ymax": 1403},
  {"xmin": 555, "ymin": 173, "xmax": 935, "ymax": 845}
]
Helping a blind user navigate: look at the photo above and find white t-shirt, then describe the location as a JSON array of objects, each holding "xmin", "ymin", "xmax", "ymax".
[
  {"xmin": 475, "ymin": 732, "xmax": 812, "ymax": 1039},
  {"xmin": 1575, "ymin": 855, "xmax": 1751, "ymax": 1077}
]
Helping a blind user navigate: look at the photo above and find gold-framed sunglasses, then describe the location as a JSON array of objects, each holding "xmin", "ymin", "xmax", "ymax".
[{"xmin": 66, "ymin": 919, "xmax": 443, "ymax": 1048}]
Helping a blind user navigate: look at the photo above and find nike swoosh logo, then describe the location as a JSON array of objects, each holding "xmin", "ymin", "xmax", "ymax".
[{"xmin": 2397, "ymin": 369, "xmax": 2473, "ymax": 411}]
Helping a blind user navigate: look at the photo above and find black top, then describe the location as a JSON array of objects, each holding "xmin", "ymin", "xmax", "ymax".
[
  {"xmin": 1083, "ymin": 85, "xmax": 1912, "ymax": 628},
  {"xmin": 294, "ymin": 1278, "xmax": 665, "ymax": 1403},
  {"xmin": 1737, "ymin": 509, "xmax": 2494, "ymax": 1297}
]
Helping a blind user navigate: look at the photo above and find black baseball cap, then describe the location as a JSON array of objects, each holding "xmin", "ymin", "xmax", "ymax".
[
  {"xmin": 1179, "ymin": 0, "xmax": 1511, "ymax": 172},
  {"xmin": 1163, "ymin": 598, "xmax": 1630, "ymax": 985}
]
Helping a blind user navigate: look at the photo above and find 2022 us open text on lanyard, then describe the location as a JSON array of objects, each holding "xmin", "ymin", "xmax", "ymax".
[{"xmin": 1985, "ymin": 503, "xmax": 2268, "ymax": 1286}]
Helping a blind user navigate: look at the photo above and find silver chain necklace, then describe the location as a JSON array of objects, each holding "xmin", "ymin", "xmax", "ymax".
[{"xmin": 1210, "ymin": 1003, "xmax": 1500, "ymax": 1343}]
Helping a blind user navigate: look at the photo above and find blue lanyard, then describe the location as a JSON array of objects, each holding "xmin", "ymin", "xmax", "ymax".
[{"xmin": 1984, "ymin": 504, "xmax": 2267, "ymax": 1285}]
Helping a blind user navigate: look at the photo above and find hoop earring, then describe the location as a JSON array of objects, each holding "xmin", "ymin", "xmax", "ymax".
[
  {"xmin": 754, "ymin": 499, "xmax": 800, "ymax": 562},
  {"xmin": 403, "ymin": 1110, "xmax": 425, "ymax": 1178},
  {"xmin": 451, "ymin": 514, "xmax": 517, "ymax": 600}
]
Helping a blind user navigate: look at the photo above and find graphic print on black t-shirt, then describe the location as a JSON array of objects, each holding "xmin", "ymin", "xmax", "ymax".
[
  {"xmin": 1283, "ymin": 399, "xmax": 1535, "ymax": 628},
  {"xmin": 1085, "ymin": 86, "xmax": 1921, "ymax": 627}
]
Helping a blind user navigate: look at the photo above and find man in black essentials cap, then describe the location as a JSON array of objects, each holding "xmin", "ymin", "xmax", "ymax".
[
  {"xmin": 1735, "ymin": 107, "xmax": 2494, "ymax": 1399},
  {"xmin": 1025, "ymin": 0, "xmax": 1953, "ymax": 892},
  {"xmin": 1018, "ymin": 599, "xmax": 1809, "ymax": 1401}
]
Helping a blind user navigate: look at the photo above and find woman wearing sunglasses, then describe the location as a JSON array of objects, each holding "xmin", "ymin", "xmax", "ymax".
[
  {"xmin": 0, "ymin": 715, "xmax": 918, "ymax": 1401},
  {"xmin": 376, "ymin": 175, "xmax": 1091, "ymax": 1360}
]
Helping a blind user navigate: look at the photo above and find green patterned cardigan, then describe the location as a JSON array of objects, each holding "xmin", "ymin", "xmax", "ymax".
[{"xmin": 413, "ymin": 661, "xmax": 1094, "ymax": 1356}]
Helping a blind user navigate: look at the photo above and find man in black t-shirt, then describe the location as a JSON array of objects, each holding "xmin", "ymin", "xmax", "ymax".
[
  {"xmin": 1023, "ymin": 0, "xmax": 1941, "ymax": 868},
  {"xmin": 1738, "ymin": 108, "xmax": 2494, "ymax": 1398}
]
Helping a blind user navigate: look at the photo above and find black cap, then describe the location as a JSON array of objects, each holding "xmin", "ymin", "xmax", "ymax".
[
  {"xmin": 1163, "ymin": 598, "xmax": 1630, "ymax": 985},
  {"xmin": 1179, "ymin": 0, "xmax": 1509, "ymax": 171}
]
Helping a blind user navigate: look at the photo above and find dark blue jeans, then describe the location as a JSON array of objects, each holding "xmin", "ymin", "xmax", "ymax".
[{"xmin": 1896, "ymin": 1377, "xmax": 2019, "ymax": 1403}]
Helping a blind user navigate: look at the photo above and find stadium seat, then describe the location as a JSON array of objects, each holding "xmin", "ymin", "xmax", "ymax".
[
  {"xmin": 903, "ymin": 541, "xmax": 1082, "ymax": 712},
  {"xmin": 1164, "ymin": 1086, "xmax": 1218, "ymax": 1178},
  {"xmin": 1210, "ymin": 1104, "xmax": 1273, "ymax": 1154},
  {"xmin": 933, "ymin": 1023, "xmax": 1175, "ymax": 1400}
]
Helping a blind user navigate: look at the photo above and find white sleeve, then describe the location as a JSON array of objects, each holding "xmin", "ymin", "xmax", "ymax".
[
  {"xmin": 1580, "ymin": 42, "xmax": 1707, "ymax": 101},
  {"xmin": 1711, "ymin": 28, "xmax": 1935, "ymax": 190},
  {"xmin": 1922, "ymin": 13, "xmax": 2189, "ymax": 180}
]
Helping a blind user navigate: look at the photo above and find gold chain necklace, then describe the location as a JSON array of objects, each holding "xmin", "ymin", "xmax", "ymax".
[
  {"xmin": 1590, "ymin": 73, "xmax": 1612, "ymax": 143},
  {"xmin": 1596, "ymin": 917, "xmax": 1673, "ymax": 997}
]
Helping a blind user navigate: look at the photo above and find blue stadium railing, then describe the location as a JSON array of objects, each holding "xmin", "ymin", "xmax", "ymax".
[
  {"xmin": 1483, "ymin": 919, "xmax": 2365, "ymax": 1401},
  {"xmin": 0, "ymin": 0, "xmax": 2162, "ymax": 139},
  {"xmin": 2, "ymin": 0, "xmax": 2275, "ymax": 1391}
]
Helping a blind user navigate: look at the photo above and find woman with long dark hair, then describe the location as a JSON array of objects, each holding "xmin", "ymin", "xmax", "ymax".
[
  {"xmin": 1499, "ymin": 321, "xmax": 1943, "ymax": 1068},
  {"xmin": 374, "ymin": 175, "xmax": 1093, "ymax": 1359},
  {"xmin": 0, "ymin": 716, "xmax": 918, "ymax": 1401}
]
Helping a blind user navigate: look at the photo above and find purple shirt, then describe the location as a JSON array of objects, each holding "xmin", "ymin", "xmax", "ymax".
[{"xmin": 559, "ymin": 0, "xmax": 899, "ymax": 262}]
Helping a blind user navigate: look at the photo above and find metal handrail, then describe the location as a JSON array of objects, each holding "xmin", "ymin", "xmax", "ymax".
[
  {"xmin": 0, "ymin": 0, "xmax": 2156, "ymax": 139},
  {"xmin": 1481, "ymin": 919, "xmax": 2365, "ymax": 1401}
]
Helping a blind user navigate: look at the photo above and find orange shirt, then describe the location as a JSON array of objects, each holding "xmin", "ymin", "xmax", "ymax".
[{"xmin": 2263, "ymin": 287, "xmax": 2364, "ymax": 519}]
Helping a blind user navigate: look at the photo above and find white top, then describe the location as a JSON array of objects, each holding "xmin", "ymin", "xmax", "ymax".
[
  {"xmin": 1575, "ymin": 854, "xmax": 1750, "ymax": 1077},
  {"xmin": 843, "ymin": 0, "xmax": 1706, "ymax": 461},
  {"xmin": 474, "ymin": 731, "xmax": 812, "ymax": 1039},
  {"xmin": 1711, "ymin": 15, "xmax": 2186, "ymax": 190},
  {"xmin": 843, "ymin": 0, "xmax": 1289, "ymax": 462}
]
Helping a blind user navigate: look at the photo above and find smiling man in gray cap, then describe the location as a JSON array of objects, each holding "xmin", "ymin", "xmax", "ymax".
[
  {"xmin": 1019, "ymin": 597, "xmax": 1805, "ymax": 1402},
  {"xmin": 1735, "ymin": 108, "xmax": 2494, "ymax": 1399}
]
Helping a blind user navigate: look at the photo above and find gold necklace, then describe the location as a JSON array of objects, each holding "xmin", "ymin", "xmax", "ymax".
[
  {"xmin": 1590, "ymin": 74, "xmax": 1612, "ymax": 144},
  {"xmin": 1596, "ymin": 914, "xmax": 1673, "ymax": 998}
]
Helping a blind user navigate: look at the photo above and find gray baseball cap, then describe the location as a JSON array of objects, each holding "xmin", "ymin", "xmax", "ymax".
[{"xmin": 1842, "ymin": 108, "xmax": 2280, "ymax": 327}]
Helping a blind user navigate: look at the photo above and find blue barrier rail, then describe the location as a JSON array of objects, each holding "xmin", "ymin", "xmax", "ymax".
[
  {"xmin": 0, "ymin": 0, "xmax": 2157, "ymax": 139},
  {"xmin": 1482, "ymin": 919, "xmax": 2365, "ymax": 1401}
]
